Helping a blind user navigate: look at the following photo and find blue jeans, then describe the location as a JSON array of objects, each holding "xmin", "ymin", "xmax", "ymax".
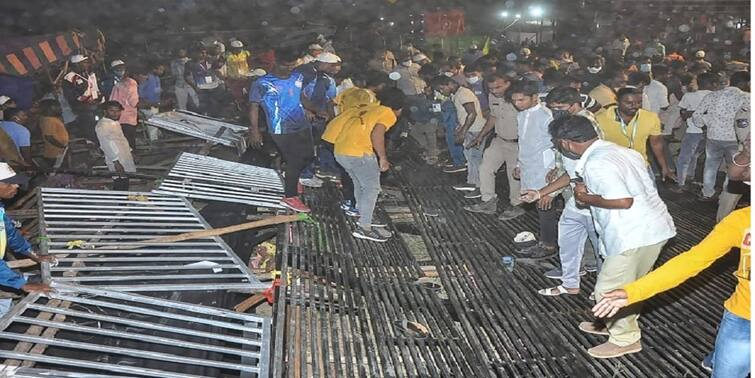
[
  {"xmin": 702, "ymin": 139, "xmax": 739, "ymax": 197},
  {"xmin": 675, "ymin": 133, "xmax": 705, "ymax": 186},
  {"xmin": 442, "ymin": 101, "xmax": 465, "ymax": 166},
  {"xmin": 709, "ymin": 309, "xmax": 751, "ymax": 378},
  {"xmin": 464, "ymin": 131, "xmax": 484, "ymax": 186},
  {"xmin": 335, "ymin": 154, "xmax": 381, "ymax": 229}
]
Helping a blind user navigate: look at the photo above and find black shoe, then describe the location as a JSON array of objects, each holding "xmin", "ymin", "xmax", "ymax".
[
  {"xmin": 464, "ymin": 189, "xmax": 482, "ymax": 199},
  {"xmin": 518, "ymin": 243, "xmax": 558, "ymax": 259}
]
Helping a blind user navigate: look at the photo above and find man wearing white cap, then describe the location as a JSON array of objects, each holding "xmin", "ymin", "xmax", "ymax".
[
  {"xmin": 412, "ymin": 53, "xmax": 431, "ymax": 66},
  {"xmin": 63, "ymin": 54, "xmax": 102, "ymax": 143},
  {"xmin": 225, "ymin": 40, "xmax": 252, "ymax": 107},
  {"xmin": 0, "ymin": 162, "xmax": 56, "ymax": 314},
  {"xmin": 100, "ymin": 59, "xmax": 126, "ymax": 99},
  {"xmin": 0, "ymin": 95, "xmax": 15, "ymax": 122},
  {"xmin": 296, "ymin": 52, "xmax": 342, "ymax": 185},
  {"xmin": 302, "ymin": 44, "xmax": 324, "ymax": 65},
  {"xmin": 108, "ymin": 60, "xmax": 139, "ymax": 147},
  {"xmin": 689, "ymin": 50, "xmax": 712, "ymax": 73}
]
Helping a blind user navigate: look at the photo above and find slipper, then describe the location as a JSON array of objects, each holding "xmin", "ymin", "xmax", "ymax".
[{"xmin": 537, "ymin": 285, "xmax": 579, "ymax": 296}]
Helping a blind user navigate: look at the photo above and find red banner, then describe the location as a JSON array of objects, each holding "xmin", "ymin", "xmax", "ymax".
[{"xmin": 424, "ymin": 9, "xmax": 465, "ymax": 37}]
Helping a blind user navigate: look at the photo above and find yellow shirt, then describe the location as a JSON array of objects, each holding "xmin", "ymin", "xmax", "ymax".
[
  {"xmin": 225, "ymin": 51, "xmax": 251, "ymax": 79},
  {"xmin": 39, "ymin": 116, "xmax": 69, "ymax": 159},
  {"xmin": 328, "ymin": 104, "xmax": 397, "ymax": 157},
  {"xmin": 595, "ymin": 106, "xmax": 661, "ymax": 163},
  {"xmin": 624, "ymin": 207, "xmax": 751, "ymax": 320},
  {"xmin": 334, "ymin": 88, "xmax": 378, "ymax": 115},
  {"xmin": 589, "ymin": 84, "xmax": 617, "ymax": 108}
]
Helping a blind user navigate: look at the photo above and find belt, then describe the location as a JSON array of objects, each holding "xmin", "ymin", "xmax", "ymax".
[{"xmin": 497, "ymin": 136, "xmax": 518, "ymax": 142}]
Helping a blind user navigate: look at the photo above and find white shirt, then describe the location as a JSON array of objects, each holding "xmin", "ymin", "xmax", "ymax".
[
  {"xmin": 677, "ymin": 89, "xmax": 711, "ymax": 133},
  {"xmin": 561, "ymin": 110, "xmax": 601, "ymax": 216},
  {"xmin": 452, "ymin": 86, "xmax": 486, "ymax": 133},
  {"xmin": 644, "ymin": 80, "xmax": 669, "ymax": 115},
  {"xmin": 692, "ymin": 87, "xmax": 749, "ymax": 141},
  {"xmin": 517, "ymin": 103, "xmax": 555, "ymax": 190},
  {"xmin": 575, "ymin": 140, "xmax": 676, "ymax": 256},
  {"xmin": 95, "ymin": 118, "xmax": 136, "ymax": 173}
]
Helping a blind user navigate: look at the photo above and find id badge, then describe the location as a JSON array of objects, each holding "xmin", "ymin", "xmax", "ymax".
[
  {"xmin": 432, "ymin": 103, "xmax": 442, "ymax": 113},
  {"xmin": 204, "ymin": 76, "xmax": 213, "ymax": 83}
]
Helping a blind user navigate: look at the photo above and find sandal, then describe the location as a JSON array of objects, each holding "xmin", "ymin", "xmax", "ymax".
[{"xmin": 538, "ymin": 285, "xmax": 580, "ymax": 296}]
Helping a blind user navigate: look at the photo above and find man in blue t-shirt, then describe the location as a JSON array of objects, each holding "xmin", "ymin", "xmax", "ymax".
[
  {"xmin": 248, "ymin": 49, "xmax": 314, "ymax": 213},
  {"xmin": 295, "ymin": 52, "xmax": 342, "ymax": 183},
  {"xmin": 0, "ymin": 109, "xmax": 32, "ymax": 164}
]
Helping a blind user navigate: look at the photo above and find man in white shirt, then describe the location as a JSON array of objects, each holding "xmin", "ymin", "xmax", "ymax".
[
  {"xmin": 671, "ymin": 72, "xmax": 717, "ymax": 192},
  {"xmin": 432, "ymin": 75, "xmax": 486, "ymax": 196},
  {"xmin": 95, "ymin": 101, "xmax": 136, "ymax": 191},
  {"xmin": 692, "ymin": 71, "xmax": 750, "ymax": 201},
  {"xmin": 552, "ymin": 116, "xmax": 676, "ymax": 359},
  {"xmin": 510, "ymin": 80, "xmax": 557, "ymax": 258}
]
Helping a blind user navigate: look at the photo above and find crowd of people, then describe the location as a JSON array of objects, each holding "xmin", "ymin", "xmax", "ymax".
[{"xmin": 0, "ymin": 27, "xmax": 749, "ymax": 374}]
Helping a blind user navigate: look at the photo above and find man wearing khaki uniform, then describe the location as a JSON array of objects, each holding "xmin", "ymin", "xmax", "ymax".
[
  {"xmin": 464, "ymin": 72, "xmax": 526, "ymax": 220},
  {"xmin": 551, "ymin": 115, "xmax": 676, "ymax": 359}
]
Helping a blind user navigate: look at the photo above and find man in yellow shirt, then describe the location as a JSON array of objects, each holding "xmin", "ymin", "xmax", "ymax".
[
  {"xmin": 593, "ymin": 207, "xmax": 750, "ymax": 375},
  {"xmin": 333, "ymin": 71, "xmax": 389, "ymax": 115},
  {"xmin": 327, "ymin": 88, "xmax": 405, "ymax": 242},
  {"xmin": 595, "ymin": 87, "xmax": 675, "ymax": 181},
  {"xmin": 225, "ymin": 40, "xmax": 252, "ymax": 106}
]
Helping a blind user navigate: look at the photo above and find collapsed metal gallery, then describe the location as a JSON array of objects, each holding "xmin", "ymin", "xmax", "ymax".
[{"xmin": 0, "ymin": 150, "xmax": 736, "ymax": 378}]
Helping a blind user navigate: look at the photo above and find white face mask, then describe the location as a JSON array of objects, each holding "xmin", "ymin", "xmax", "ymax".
[
  {"xmin": 443, "ymin": 71, "xmax": 454, "ymax": 77},
  {"xmin": 640, "ymin": 63, "xmax": 652, "ymax": 73},
  {"xmin": 466, "ymin": 76, "xmax": 481, "ymax": 85},
  {"xmin": 402, "ymin": 61, "xmax": 413, "ymax": 67},
  {"xmin": 587, "ymin": 66, "xmax": 602, "ymax": 74}
]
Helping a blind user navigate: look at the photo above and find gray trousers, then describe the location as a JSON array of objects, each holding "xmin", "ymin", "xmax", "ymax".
[
  {"xmin": 717, "ymin": 190, "xmax": 743, "ymax": 222},
  {"xmin": 335, "ymin": 154, "xmax": 381, "ymax": 229},
  {"xmin": 410, "ymin": 119, "xmax": 439, "ymax": 161},
  {"xmin": 558, "ymin": 208, "xmax": 600, "ymax": 289},
  {"xmin": 464, "ymin": 131, "xmax": 484, "ymax": 186},
  {"xmin": 479, "ymin": 137, "xmax": 521, "ymax": 204},
  {"xmin": 174, "ymin": 86, "xmax": 199, "ymax": 110}
]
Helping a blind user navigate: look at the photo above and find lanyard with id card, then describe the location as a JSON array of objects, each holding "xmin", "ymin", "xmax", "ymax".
[{"xmin": 616, "ymin": 109, "xmax": 639, "ymax": 149}]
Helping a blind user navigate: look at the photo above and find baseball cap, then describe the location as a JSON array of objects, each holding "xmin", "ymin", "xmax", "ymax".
[
  {"xmin": 388, "ymin": 72, "xmax": 401, "ymax": 81},
  {"xmin": 695, "ymin": 50, "xmax": 706, "ymax": 58},
  {"xmin": 110, "ymin": 59, "xmax": 125, "ymax": 68},
  {"xmin": 315, "ymin": 52, "xmax": 341, "ymax": 63},
  {"xmin": 0, "ymin": 163, "xmax": 29, "ymax": 186},
  {"xmin": 520, "ymin": 47, "xmax": 531, "ymax": 55},
  {"xmin": 248, "ymin": 68, "xmax": 267, "ymax": 77},
  {"xmin": 70, "ymin": 54, "xmax": 88, "ymax": 64},
  {"xmin": 308, "ymin": 44, "xmax": 324, "ymax": 51},
  {"xmin": 0, "ymin": 96, "xmax": 11, "ymax": 106},
  {"xmin": 230, "ymin": 40, "xmax": 244, "ymax": 48}
]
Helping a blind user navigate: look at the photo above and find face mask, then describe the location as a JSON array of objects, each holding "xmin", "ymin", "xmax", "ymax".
[
  {"xmin": 640, "ymin": 63, "xmax": 652, "ymax": 72},
  {"xmin": 551, "ymin": 109, "xmax": 571, "ymax": 120},
  {"xmin": 466, "ymin": 76, "xmax": 481, "ymax": 85},
  {"xmin": 559, "ymin": 143, "xmax": 581, "ymax": 160},
  {"xmin": 402, "ymin": 61, "xmax": 412, "ymax": 67},
  {"xmin": 113, "ymin": 69, "xmax": 125, "ymax": 78},
  {"xmin": 587, "ymin": 66, "xmax": 602, "ymax": 74},
  {"xmin": 443, "ymin": 71, "xmax": 454, "ymax": 77}
]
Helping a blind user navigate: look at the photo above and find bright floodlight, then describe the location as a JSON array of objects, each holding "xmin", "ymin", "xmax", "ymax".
[
  {"xmin": 515, "ymin": 13, "xmax": 522, "ymax": 19},
  {"xmin": 530, "ymin": 6, "xmax": 544, "ymax": 17},
  {"xmin": 500, "ymin": 11, "xmax": 509, "ymax": 18}
]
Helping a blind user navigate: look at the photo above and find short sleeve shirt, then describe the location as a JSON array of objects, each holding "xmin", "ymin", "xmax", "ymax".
[
  {"xmin": 595, "ymin": 107, "xmax": 661, "ymax": 163},
  {"xmin": 452, "ymin": 87, "xmax": 486, "ymax": 132},
  {"xmin": 332, "ymin": 105, "xmax": 397, "ymax": 157},
  {"xmin": 677, "ymin": 90, "xmax": 711, "ymax": 133},
  {"xmin": 0, "ymin": 121, "xmax": 30, "ymax": 150},
  {"xmin": 487, "ymin": 94, "xmax": 518, "ymax": 140},
  {"xmin": 575, "ymin": 140, "xmax": 676, "ymax": 256},
  {"xmin": 249, "ymin": 73, "xmax": 311, "ymax": 135}
]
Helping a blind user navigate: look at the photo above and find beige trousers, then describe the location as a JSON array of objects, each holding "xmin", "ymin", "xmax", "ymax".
[
  {"xmin": 479, "ymin": 137, "xmax": 520, "ymax": 204},
  {"xmin": 594, "ymin": 240, "xmax": 667, "ymax": 346}
]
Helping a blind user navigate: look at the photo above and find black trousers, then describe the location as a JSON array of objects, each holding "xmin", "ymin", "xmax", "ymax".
[
  {"xmin": 537, "ymin": 206, "xmax": 560, "ymax": 247},
  {"xmin": 121, "ymin": 124, "xmax": 137, "ymax": 149},
  {"xmin": 271, "ymin": 128, "xmax": 314, "ymax": 197}
]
